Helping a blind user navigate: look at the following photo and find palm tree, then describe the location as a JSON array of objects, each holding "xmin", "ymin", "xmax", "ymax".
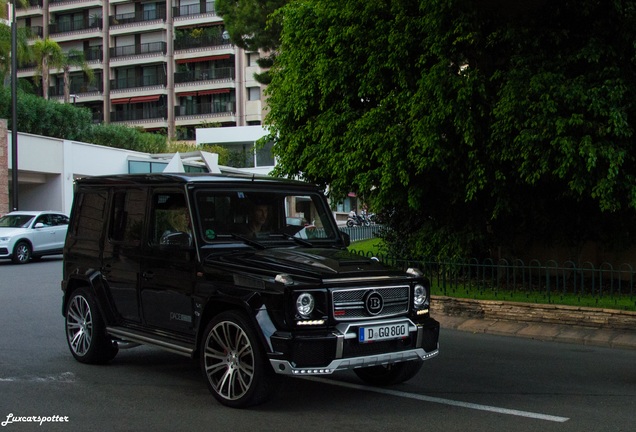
[
  {"xmin": 0, "ymin": 0, "xmax": 33, "ymax": 86},
  {"xmin": 57, "ymin": 49, "xmax": 94, "ymax": 103},
  {"xmin": 32, "ymin": 37, "xmax": 63, "ymax": 99}
]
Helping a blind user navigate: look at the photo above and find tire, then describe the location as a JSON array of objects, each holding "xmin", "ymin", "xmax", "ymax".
[
  {"xmin": 65, "ymin": 287, "xmax": 118, "ymax": 364},
  {"xmin": 200, "ymin": 311, "xmax": 277, "ymax": 408},
  {"xmin": 346, "ymin": 219, "xmax": 354, "ymax": 228},
  {"xmin": 354, "ymin": 360, "xmax": 423, "ymax": 386},
  {"xmin": 12, "ymin": 241, "xmax": 31, "ymax": 264}
]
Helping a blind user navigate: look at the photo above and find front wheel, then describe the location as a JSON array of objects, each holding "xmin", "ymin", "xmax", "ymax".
[
  {"xmin": 12, "ymin": 241, "xmax": 31, "ymax": 264},
  {"xmin": 65, "ymin": 288, "xmax": 118, "ymax": 364},
  {"xmin": 354, "ymin": 360, "xmax": 423, "ymax": 386},
  {"xmin": 346, "ymin": 219, "xmax": 354, "ymax": 227},
  {"xmin": 201, "ymin": 311, "xmax": 277, "ymax": 408}
]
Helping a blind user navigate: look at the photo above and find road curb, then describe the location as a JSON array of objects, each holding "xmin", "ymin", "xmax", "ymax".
[{"xmin": 431, "ymin": 296, "xmax": 636, "ymax": 350}]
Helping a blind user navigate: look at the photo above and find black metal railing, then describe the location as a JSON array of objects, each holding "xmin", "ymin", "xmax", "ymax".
[
  {"xmin": 110, "ymin": 8, "xmax": 167, "ymax": 26},
  {"xmin": 173, "ymin": 1, "xmax": 216, "ymax": 17},
  {"xmin": 110, "ymin": 74, "xmax": 166, "ymax": 90},
  {"xmin": 49, "ymin": 80, "xmax": 102, "ymax": 97},
  {"xmin": 174, "ymin": 33, "xmax": 228, "ymax": 50},
  {"xmin": 111, "ymin": 106, "xmax": 167, "ymax": 122},
  {"xmin": 110, "ymin": 42, "xmax": 167, "ymax": 58},
  {"xmin": 175, "ymin": 101, "xmax": 235, "ymax": 116},
  {"xmin": 174, "ymin": 67, "xmax": 234, "ymax": 84},
  {"xmin": 339, "ymin": 225, "xmax": 383, "ymax": 243},
  {"xmin": 49, "ymin": 17, "xmax": 102, "ymax": 34}
]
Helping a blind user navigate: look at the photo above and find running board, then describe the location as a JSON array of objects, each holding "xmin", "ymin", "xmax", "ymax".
[{"xmin": 106, "ymin": 326, "xmax": 195, "ymax": 358}]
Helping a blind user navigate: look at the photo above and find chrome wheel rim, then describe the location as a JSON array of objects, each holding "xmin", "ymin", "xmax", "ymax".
[
  {"xmin": 15, "ymin": 244, "xmax": 29, "ymax": 263},
  {"xmin": 204, "ymin": 321, "xmax": 255, "ymax": 401},
  {"xmin": 66, "ymin": 296, "xmax": 93, "ymax": 356}
]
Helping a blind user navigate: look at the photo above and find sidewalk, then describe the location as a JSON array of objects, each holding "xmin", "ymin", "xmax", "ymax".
[{"xmin": 431, "ymin": 296, "xmax": 636, "ymax": 350}]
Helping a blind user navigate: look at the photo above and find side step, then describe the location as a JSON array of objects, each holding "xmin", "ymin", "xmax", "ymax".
[{"xmin": 106, "ymin": 326, "xmax": 195, "ymax": 358}]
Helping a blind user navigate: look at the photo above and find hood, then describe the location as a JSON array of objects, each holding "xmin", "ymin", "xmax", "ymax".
[
  {"xmin": 206, "ymin": 247, "xmax": 404, "ymax": 280},
  {"xmin": 0, "ymin": 227, "xmax": 29, "ymax": 238}
]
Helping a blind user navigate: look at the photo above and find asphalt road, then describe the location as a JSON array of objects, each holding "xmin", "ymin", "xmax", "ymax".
[{"xmin": 0, "ymin": 257, "xmax": 634, "ymax": 432}]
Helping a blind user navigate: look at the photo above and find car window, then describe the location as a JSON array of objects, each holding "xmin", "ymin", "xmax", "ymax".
[
  {"xmin": 0, "ymin": 215, "xmax": 35, "ymax": 228},
  {"xmin": 50, "ymin": 214, "xmax": 69, "ymax": 226},
  {"xmin": 109, "ymin": 189, "xmax": 146, "ymax": 244},
  {"xmin": 150, "ymin": 192, "xmax": 192, "ymax": 246}
]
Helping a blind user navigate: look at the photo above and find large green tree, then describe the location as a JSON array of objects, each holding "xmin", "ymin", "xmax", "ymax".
[{"xmin": 265, "ymin": 0, "xmax": 636, "ymax": 259}]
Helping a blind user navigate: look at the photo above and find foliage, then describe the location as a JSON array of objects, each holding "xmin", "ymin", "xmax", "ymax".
[
  {"xmin": 0, "ymin": 23, "xmax": 32, "ymax": 84},
  {"xmin": 32, "ymin": 38, "xmax": 64, "ymax": 99},
  {"xmin": 265, "ymin": 0, "xmax": 636, "ymax": 260},
  {"xmin": 216, "ymin": 0, "xmax": 286, "ymax": 52},
  {"xmin": 0, "ymin": 87, "xmax": 92, "ymax": 140},
  {"xmin": 85, "ymin": 123, "xmax": 167, "ymax": 153}
]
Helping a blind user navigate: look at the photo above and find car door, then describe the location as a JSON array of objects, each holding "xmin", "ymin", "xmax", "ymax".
[
  {"xmin": 48, "ymin": 213, "xmax": 69, "ymax": 251},
  {"xmin": 101, "ymin": 188, "xmax": 147, "ymax": 323},
  {"xmin": 30, "ymin": 214, "xmax": 58, "ymax": 252},
  {"xmin": 139, "ymin": 190, "xmax": 197, "ymax": 335}
]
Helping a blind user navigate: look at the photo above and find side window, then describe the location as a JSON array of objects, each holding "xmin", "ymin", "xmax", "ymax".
[
  {"xmin": 34, "ymin": 215, "xmax": 52, "ymax": 227},
  {"xmin": 109, "ymin": 189, "xmax": 146, "ymax": 244},
  {"xmin": 150, "ymin": 192, "xmax": 191, "ymax": 246},
  {"xmin": 72, "ymin": 191, "xmax": 108, "ymax": 239},
  {"xmin": 50, "ymin": 214, "xmax": 69, "ymax": 226}
]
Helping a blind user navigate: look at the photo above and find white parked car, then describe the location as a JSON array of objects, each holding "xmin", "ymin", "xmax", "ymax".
[{"xmin": 0, "ymin": 211, "xmax": 69, "ymax": 264}]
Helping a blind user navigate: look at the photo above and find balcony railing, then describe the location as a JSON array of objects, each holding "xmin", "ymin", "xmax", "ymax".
[
  {"xmin": 110, "ymin": 42, "xmax": 167, "ymax": 58},
  {"xmin": 174, "ymin": 33, "xmax": 228, "ymax": 50},
  {"xmin": 111, "ymin": 106, "xmax": 167, "ymax": 122},
  {"xmin": 175, "ymin": 101, "xmax": 235, "ymax": 117},
  {"xmin": 110, "ymin": 8, "xmax": 167, "ymax": 26},
  {"xmin": 18, "ymin": 0, "xmax": 43, "ymax": 8},
  {"xmin": 50, "ymin": 17, "xmax": 102, "ymax": 33},
  {"xmin": 49, "ymin": 80, "xmax": 103, "ymax": 97},
  {"xmin": 172, "ymin": 1, "xmax": 215, "ymax": 17},
  {"xmin": 27, "ymin": 26, "xmax": 44, "ymax": 39},
  {"xmin": 174, "ymin": 67, "xmax": 234, "ymax": 84},
  {"xmin": 110, "ymin": 74, "xmax": 167, "ymax": 90}
]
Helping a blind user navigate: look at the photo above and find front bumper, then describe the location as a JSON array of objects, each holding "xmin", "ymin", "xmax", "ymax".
[{"xmin": 269, "ymin": 317, "xmax": 439, "ymax": 376}]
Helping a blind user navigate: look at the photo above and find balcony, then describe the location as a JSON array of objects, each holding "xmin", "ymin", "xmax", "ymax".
[
  {"xmin": 110, "ymin": 42, "xmax": 166, "ymax": 58},
  {"xmin": 49, "ymin": 17, "xmax": 102, "ymax": 34},
  {"xmin": 27, "ymin": 26, "xmax": 44, "ymax": 39},
  {"xmin": 49, "ymin": 79, "xmax": 103, "ymax": 97},
  {"xmin": 174, "ymin": 66, "xmax": 234, "ymax": 84},
  {"xmin": 110, "ymin": 74, "xmax": 167, "ymax": 91},
  {"xmin": 109, "ymin": 8, "xmax": 166, "ymax": 26},
  {"xmin": 175, "ymin": 100, "xmax": 235, "ymax": 117},
  {"xmin": 173, "ymin": 2, "xmax": 216, "ymax": 17},
  {"xmin": 111, "ymin": 106, "xmax": 167, "ymax": 122},
  {"xmin": 174, "ymin": 32, "xmax": 229, "ymax": 51}
]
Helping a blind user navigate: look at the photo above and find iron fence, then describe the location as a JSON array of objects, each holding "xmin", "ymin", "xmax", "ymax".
[
  {"xmin": 349, "ymin": 250, "xmax": 636, "ymax": 309},
  {"xmin": 339, "ymin": 225, "xmax": 383, "ymax": 243}
]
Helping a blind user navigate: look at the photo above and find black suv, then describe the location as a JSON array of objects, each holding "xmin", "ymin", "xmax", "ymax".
[{"xmin": 62, "ymin": 173, "xmax": 439, "ymax": 408}]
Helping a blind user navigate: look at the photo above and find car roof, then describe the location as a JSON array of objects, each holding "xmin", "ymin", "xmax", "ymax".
[
  {"xmin": 3, "ymin": 211, "xmax": 67, "ymax": 216},
  {"xmin": 74, "ymin": 173, "xmax": 318, "ymax": 189}
]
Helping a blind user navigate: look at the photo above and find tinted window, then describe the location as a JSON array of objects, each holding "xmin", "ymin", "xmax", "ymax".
[{"xmin": 109, "ymin": 189, "xmax": 146, "ymax": 244}]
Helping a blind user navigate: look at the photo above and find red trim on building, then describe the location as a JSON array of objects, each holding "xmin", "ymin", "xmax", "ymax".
[
  {"xmin": 129, "ymin": 95, "xmax": 161, "ymax": 103},
  {"xmin": 175, "ymin": 54, "xmax": 231, "ymax": 64}
]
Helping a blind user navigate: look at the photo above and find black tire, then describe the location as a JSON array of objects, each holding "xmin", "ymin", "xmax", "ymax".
[
  {"xmin": 65, "ymin": 287, "xmax": 118, "ymax": 364},
  {"xmin": 200, "ymin": 311, "xmax": 277, "ymax": 408},
  {"xmin": 354, "ymin": 360, "xmax": 423, "ymax": 386},
  {"xmin": 12, "ymin": 241, "xmax": 31, "ymax": 264},
  {"xmin": 346, "ymin": 219, "xmax": 354, "ymax": 228}
]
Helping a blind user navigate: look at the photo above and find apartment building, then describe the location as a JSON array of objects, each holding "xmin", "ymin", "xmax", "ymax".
[{"xmin": 15, "ymin": 0, "xmax": 266, "ymax": 140}]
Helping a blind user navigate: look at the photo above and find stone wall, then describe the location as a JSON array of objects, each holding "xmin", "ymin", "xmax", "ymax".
[
  {"xmin": 0, "ymin": 119, "xmax": 8, "ymax": 214},
  {"xmin": 431, "ymin": 296, "xmax": 636, "ymax": 330}
]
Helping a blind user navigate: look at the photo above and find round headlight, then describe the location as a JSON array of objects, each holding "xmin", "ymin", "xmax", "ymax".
[
  {"xmin": 296, "ymin": 293, "xmax": 315, "ymax": 317},
  {"xmin": 413, "ymin": 284, "xmax": 427, "ymax": 308}
]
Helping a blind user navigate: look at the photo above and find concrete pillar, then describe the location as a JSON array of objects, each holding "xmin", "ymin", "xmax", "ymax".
[{"xmin": 0, "ymin": 119, "xmax": 9, "ymax": 214}]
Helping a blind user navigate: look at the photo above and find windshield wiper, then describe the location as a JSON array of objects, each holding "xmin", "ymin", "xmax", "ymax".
[
  {"xmin": 230, "ymin": 233, "xmax": 266, "ymax": 250},
  {"xmin": 271, "ymin": 232, "xmax": 314, "ymax": 247}
]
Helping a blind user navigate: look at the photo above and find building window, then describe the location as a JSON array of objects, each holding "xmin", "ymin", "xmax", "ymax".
[{"xmin": 248, "ymin": 87, "xmax": 260, "ymax": 101}]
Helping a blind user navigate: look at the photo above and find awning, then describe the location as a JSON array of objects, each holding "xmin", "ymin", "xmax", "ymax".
[
  {"xmin": 129, "ymin": 95, "xmax": 161, "ymax": 103},
  {"xmin": 175, "ymin": 54, "xmax": 231, "ymax": 64},
  {"xmin": 111, "ymin": 98, "xmax": 130, "ymax": 105},
  {"xmin": 176, "ymin": 91, "xmax": 197, "ymax": 97},
  {"xmin": 197, "ymin": 89, "xmax": 230, "ymax": 96}
]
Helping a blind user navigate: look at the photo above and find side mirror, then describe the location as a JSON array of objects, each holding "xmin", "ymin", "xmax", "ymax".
[
  {"xmin": 340, "ymin": 231, "xmax": 351, "ymax": 247},
  {"xmin": 34, "ymin": 223, "xmax": 45, "ymax": 228}
]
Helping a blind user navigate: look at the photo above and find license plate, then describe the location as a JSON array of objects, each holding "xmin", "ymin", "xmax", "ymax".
[{"xmin": 358, "ymin": 322, "xmax": 409, "ymax": 343}]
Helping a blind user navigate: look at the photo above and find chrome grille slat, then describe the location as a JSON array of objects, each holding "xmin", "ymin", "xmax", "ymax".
[{"xmin": 332, "ymin": 285, "xmax": 410, "ymax": 321}]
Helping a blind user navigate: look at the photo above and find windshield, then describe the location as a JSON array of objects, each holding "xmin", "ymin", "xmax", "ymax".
[
  {"xmin": 194, "ymin": 189, "xmax": 338, "ymax": 244},
  {"xmin": 0, "ymin": 215, "xmax": 34, "ymax": 228}
]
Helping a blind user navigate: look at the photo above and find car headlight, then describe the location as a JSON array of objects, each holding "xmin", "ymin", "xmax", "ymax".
[
  {"xmin": 0, "ymin": 237, "xmax": 9, "ymax": 242},
  {"xmin": 296, "ymin": 293, "xmax": 315, "ymax": 318},
  {"xmin": 413, "ymin": 284, "xmax": 428, "ymax": 308}
]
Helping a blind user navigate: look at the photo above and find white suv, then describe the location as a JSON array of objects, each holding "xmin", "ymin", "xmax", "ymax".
[{"xmin": 0, "ymin": 211, "xmax": 69, "ymax": 264}]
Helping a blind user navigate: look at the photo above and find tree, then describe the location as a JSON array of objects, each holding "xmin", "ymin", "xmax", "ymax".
[
  {"xmin": 57, "ymin": 49, "xmax": 94, "ymax": 104},
  {"xmin": 265, "ymin": 0, "xmax": 636, "ymax": 259},
  {"xmin": 32, "ymin": 38, "xmax": 63, "ymax": 100},
  {"xmin": 215, "ymin": 0, "xmax": 287, "ymax": 52}
]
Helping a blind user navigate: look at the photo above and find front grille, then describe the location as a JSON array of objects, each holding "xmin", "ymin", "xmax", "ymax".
[
  {"xmin": 0, "ymin": 248, "xmax": 8, "ymax": 255},
  {"xmin": 332, "ymin": 285, "xmax": 409, "ymax": 321}
]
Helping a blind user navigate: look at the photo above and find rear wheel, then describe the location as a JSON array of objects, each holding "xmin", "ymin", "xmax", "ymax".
[
  {"xmin": 65, "ymin": 288, "xmax": 118, "ymax": 364},
  {"xmin": 201, "ymin": 311, "xmax": 277, "ymax": 408},
  {"xmin": 12, "ymin": 241, "xmax": 31, "ymax": 264},
  {"xmin": 354, "ymin": 360, "xmax": 423, "ymax": 386}
]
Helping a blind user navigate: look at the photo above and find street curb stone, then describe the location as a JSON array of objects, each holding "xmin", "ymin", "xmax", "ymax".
[{"xmin": 431, "ymin": 295, "xmax": 636, "ymax": 350}]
